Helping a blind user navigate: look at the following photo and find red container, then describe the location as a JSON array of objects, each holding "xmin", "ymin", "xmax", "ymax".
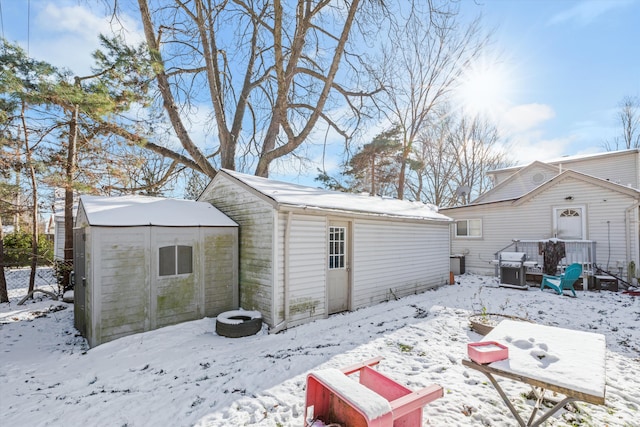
[{"xmin": 467, "ymin": 341, "xmax": 509, "ymax": 364}]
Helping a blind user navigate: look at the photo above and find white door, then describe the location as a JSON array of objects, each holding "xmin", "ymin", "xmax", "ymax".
[
  {"xmin": 327, "ymin": 221, "xmax": 350, "ymax": 314},
  {"xmin": 555, "ymin": 207, "xmax": 584, "ymax": 239}
]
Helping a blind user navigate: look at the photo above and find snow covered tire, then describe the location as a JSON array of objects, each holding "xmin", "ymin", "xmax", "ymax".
[{"xmin": 215, "ymin": 310, "xmax": 263, "ymax": 338}]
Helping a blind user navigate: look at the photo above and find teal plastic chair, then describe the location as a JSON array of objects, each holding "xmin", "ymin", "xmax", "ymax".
[{"xmin": 540, "ymin": 263, "xmax": 583, "ymax": 297}]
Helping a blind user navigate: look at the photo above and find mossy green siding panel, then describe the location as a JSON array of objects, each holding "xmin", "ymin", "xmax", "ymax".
[
  {"xmin": 203, "ymin": 228, "xmax": 239, "ymax": 317},
  {"xmin": 78, "ymin": 222, "xmax": 237, "ymax": 347},
  {"xmin": 200, "ymin": 176, "xmax": 275, "ymax": 325},
  {"xmin": 96, "ymin": 229, "xmax": 149, "ymax": 344}
]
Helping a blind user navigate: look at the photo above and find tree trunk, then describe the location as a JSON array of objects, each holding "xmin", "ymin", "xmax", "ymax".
[
  {"xmin": 137, "ymin": 0, "xmax": 218, "ymax": 178},
  {"xmin": 254, "ymin": 0, "xmax": 362, "ymax": 177},
  {"xmin": 21, "ymin": 100, "xmax": 38, "ymax": 295},
  {"xmin": 0, "ymin": 215, "xmax": 8, "ymax": 303},
  {"xmin": 63, "ymin": 106, "xmax": 78, "ymax": 290}
]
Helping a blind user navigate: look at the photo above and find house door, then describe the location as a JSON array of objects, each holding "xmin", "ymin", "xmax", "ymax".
[
  {"xmin": 555, "ymin": 207, "xmax": 584, "ymax": 239},
  {"xmin": 73, "ymin": 228, "xmax": 86, "ymax": 335},
  {"xmin": 327, "ymin": 221, "xmax": 350, "ymax": 314}
]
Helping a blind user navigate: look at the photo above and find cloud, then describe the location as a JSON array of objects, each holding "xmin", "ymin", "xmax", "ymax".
[
  {"xmin": 499, "ymin": 103, "xmax": 555, "ymax": 134},
  {"xmin": 548, "ymin": 0, "xmax": 633, "ymax": 26},
  {"xmin": 506, "ymin": 134, "xmax": 576, "ymax": 164},
  {"xmin": 29, "ymin": 1, "xmax": 143, "ymax": 75}
]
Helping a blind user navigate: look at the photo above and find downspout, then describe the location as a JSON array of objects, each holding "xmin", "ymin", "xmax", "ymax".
[
  {"xmin": 270, "ymin": 211, "xmax": 292, "ymax": 334},
  {"xmin": 626, "ymin": 201, "xmax": 639, "ymax": 274}
]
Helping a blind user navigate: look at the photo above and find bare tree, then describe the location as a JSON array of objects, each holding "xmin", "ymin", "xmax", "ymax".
[
  {"xmin": 410, "ymin": 108, "xmax": 512, "ymax": 207},
  {"xmin": 408, "ymin": 113, "xmax": 457, "ymax": 205},
  {"xmin": 371, "ymin": 1, "xmax": 488, "ymax": 199},
  {"xmin": 448, "ymin": 114, "xmax": 509, "ymax": 205},
  {"xmin": 129, "ymin": 0, "xmax": 385, "ymax": 178},
  {"xmin": 605, "ymin": 95, "xmax": 640, "ymax": 150}
]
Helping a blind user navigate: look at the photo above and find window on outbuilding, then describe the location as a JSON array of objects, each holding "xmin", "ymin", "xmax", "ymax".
[
  {"xmin": 159, "ymin": 245, "xmax": 193, "ymax": 276},
  {"xmin": 455, "ymin": 219, "xmax": 482, "ymax": 238},
  {"xmin": 328, "ymin": 226, "xmax": 346, "ymax": 269}
]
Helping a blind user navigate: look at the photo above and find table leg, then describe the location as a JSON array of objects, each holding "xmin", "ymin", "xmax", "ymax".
[
  {"xmin": 529, "ymin": 397, "xmax": 575, "ymax": 427},
  {"xmin": 482, "ymin": 371, "xmax": 527, "ymax": 427},
  {"xmin": 527, "ymin": 388, "xmax": 545, "ymax": 425},
  {"xmin": 479, "ymin": 371, "xmax": 575, "ymax": 427}
]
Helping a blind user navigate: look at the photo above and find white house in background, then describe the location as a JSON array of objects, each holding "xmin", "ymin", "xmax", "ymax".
[
  {"xmin": 74, "ymin": 195, "xmax": 238, "ymax": 347},
  {"xmin": 441, "ymin": 149, "xmax": 640, "ymax": 281},
  {"xmin": 51, "ymin": 188, "xmax": 78, "ymax": 261},
  {"xmin": 199, "ymin": 169, "xmax": 452, "ymax": 332}
]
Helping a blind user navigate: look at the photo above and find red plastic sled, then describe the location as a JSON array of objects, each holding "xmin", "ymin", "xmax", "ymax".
[{"xmin": 304, "ymin": 356, "xmax": 443, "ymax": 427}]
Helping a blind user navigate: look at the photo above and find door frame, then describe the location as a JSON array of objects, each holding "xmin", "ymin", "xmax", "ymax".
[
  {"xmin": 326, "ymin": 218, "xmax": 352, "ymax": 314},
  {"xmin": 553, "ymin": 205, "xmax": 587, "ymax": 239}
]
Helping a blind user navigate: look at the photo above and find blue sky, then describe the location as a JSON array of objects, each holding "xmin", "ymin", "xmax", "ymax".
[{"xmin": 2, "ymin": 0, "xmax": 639, "ymax": 183}]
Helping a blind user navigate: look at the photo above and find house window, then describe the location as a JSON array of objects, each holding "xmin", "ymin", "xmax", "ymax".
[
  {"xmin": 328, "ymin": 226, "xmax": 346, "ymax": 269},
  {"xmin": 159, "ymin": 245, "xmax": 193, "ymax": 276},
  {"xmin": 455, "ymin": 219, "xmax": 482, "ymax": 238}
]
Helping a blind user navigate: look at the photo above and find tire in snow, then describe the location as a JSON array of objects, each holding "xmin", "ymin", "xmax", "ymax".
[{"xmin": 215, "ymin": 310, "xmax": 263, "ymax": 338}]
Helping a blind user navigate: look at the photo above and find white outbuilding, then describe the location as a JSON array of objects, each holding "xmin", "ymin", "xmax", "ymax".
[
  {"xmin": 199, "ymin": 169, "xmax": 452, "ymax": 332},
  {"xmin": 73, "ymin": 195, "xmax": 238, "ymax": 347}
]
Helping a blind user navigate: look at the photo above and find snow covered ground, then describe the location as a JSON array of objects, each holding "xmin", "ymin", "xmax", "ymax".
[{"xmin": 1, "ymin": 268, "xmax": 639, "ymax": 426}]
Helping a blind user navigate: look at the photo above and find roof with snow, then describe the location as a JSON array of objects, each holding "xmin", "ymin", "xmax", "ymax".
[
  {"xmin": 220, "ymin": 169, "xmax": 452, "ymax": 222},
  {"xmin": 79, "ymin": 195, "xmax": 237, "ymax": 227},
  {"xmin": 488, "ymin": 148, "xmax": 640, "ymax": 174}
]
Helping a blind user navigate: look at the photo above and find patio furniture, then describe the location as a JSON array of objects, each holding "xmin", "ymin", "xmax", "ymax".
[
  {"xmin": 304, "ymin": 357, "xmax": 443, "ymax": 427},
  {"xmin": 462, "ymin": 320, "xmax": 606, "ymax": 427},
  {"xmin": 540, "ymin": 263, "xmax": 582, "ymax": 296}
]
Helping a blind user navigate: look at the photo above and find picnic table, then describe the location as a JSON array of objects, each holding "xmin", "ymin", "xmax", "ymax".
[{"xmin": 462, "ymin": 320, "xmax": 606, "ymax": 427}]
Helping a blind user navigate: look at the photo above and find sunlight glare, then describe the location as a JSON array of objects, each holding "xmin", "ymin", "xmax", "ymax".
[{"xmin": 456, "ymin": 57, "xmax": 514, "ymax": 121}]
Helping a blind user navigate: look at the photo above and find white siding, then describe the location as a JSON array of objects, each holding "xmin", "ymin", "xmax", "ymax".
[
  {"xmin": 200, "ymin": 175, "xmax": 276, "ymax": 325},
  {"xmin": 446, "ymin": 176, "xmax": 639, "ymax": 276},
  {"xmin": 351, "ymin": 220, "xmax": 449, "ymax": 309},
  {"xmin": 491, "ymin": 150, "xmax": 639, "ymax": 191},
  {"xmin": 556, "ymin": 152, "xmax": 639, "ymax": 189},
  {"xmin": 276, "ymin": 213, "xmax": 327, "ymax": 327},
  {"xmin": 53, "ymin": 216, "xmax": 65, "ymax": 261},
  {"xmin": 479, "ymin": 165, "xmax": 556, "ymax": 203}
]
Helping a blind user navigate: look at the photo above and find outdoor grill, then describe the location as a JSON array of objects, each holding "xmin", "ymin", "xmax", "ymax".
[{"xmin": 496, "ymin": 252, "xmax": 536, "ymax": 289}]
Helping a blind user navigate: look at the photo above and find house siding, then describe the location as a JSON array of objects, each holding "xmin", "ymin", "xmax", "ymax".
[
  {"xmin": 351, "ymin": 219, "xmax": 449, "ymax": 309},
  {"xmin": 200, "ymin": 176, "xmax": 275, "ymax": 325},
  {"xmin": 480, "ymin": 165, "xmax": 556, "ymax": 203},
  {"xmin": 490, "ymin": 150, "xmax": 640, "ymax": 190},
  {"xmin": 555, "ymin": 152, "xmax": 639, "ymax": 189},
  {"xmin": 445, "ymin": 176, "xmax": 639, "ymax": 276}
]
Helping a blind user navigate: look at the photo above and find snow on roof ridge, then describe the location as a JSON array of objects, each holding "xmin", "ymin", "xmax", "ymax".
[{"xmin": 221, "ymin": 169, "xmax": 451, "ymax": 222}]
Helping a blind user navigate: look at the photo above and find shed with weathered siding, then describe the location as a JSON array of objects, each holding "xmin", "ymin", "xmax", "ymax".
[
  {"xmin": 199, "ymin": 169, "xmax": 452, "ymax": 332},
  {"xmin": 74, "ymin": 195, "xmax": 238, "ymax": 347}
]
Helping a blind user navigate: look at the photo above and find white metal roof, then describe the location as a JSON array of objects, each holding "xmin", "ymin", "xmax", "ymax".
[
  {"xmin": 222, "ymin": 169, "xmax": 451, "ymax": 222},
  {"xmin": 79, "ymin": 195, "xmax": 237, "ymax": 227}
]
